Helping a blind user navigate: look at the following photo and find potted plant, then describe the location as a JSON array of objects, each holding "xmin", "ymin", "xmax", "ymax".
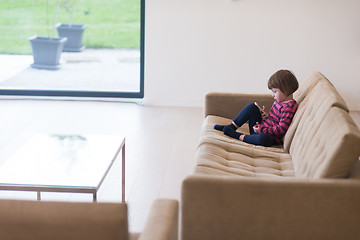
[
  {"xmin": 56, "ymin": 0, "xmax": 87, "ymax": 52},
  {"xmin": 28, "ymin": 0, "xmax": 67, "ymax": 70}
]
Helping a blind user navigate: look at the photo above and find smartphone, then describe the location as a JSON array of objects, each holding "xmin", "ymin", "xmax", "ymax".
[{"xmin": 254, "ymin": 102, "xmax": 263, "ymax": 112}]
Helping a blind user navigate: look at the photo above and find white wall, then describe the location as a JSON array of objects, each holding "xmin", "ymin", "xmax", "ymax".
[{"xmin": 144, "ymin": 0, "xmax": 360, "ymax": 111}]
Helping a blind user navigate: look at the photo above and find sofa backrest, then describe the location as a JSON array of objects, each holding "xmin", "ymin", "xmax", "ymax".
[
  {"xmin": 0, "ymin": 200, "xmax": 129, "ymax": 240},
  {"xmin": 283, "ymin": 72, "xmax": 349, "ymax": 151},
  {"xmin": 283, "ymin": 72, "xmax": 360, "ymax": 178},
  {"xmin": 284, "ymin": 72, "xmax": 360, "ymax": 178},
  {"xmin": 293, "ymin": 71, "xmax": 324, "ymax": 103},
  {"xmin": 289, "ymin": 106, "xmax": 360, "ymax": 178}
]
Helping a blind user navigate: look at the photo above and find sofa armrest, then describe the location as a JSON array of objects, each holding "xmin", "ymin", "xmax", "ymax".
[
  {"xmin": 139, "ymin": 199, "xmax": 179, "ymax": 240},
  {"xmin": 0, "ymin": 200, "xmax": 129, "ymax": 240},
  {"xmin": 205, "ymin": 92, "xmax": 274, "ymax": 119},
  {"xmin": 181, "ymin": 175, "xmax": 360, "ymax": 240}
]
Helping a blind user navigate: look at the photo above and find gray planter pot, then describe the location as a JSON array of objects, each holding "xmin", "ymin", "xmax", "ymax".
[
  {"xmin": 28, "ymin": 36, "xmax": 67, "ymax": 70},
  {"xmin": 56, "ymin": 23, "xmax": 87, "ymax": 52}
]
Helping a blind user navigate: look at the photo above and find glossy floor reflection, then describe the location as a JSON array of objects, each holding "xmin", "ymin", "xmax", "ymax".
[{"xmin": 0, "ymin": 99, "xmax": 203, "ymax": 232}]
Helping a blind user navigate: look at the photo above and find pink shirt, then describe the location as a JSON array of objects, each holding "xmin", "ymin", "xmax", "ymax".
[{"xmin": 259, "ymin": 100, "xmax": 297, "ymax": 144}]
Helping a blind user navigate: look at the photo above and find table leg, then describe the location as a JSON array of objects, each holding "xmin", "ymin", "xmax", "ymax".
[
  {"xmin": 93, "ymin": 192, "xmax": 97, "ymax": 202},
  {"xmin": 37, "ymin": 191, "xmax": 41, "ymax": 201},
  {"xmin": 122, "ymin": 142, "xmax": 125, "ymax": 203}
]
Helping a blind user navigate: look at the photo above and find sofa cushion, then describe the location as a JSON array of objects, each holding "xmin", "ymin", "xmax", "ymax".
[
  {"xmin": 194, "ymin": 116, "xmax": 295, "ymax": 177},
  {"xmin": 290, "ymin": 107, "xmax": 360, "ymax": 178},
  {"xmin": 202, "ymin": 116, "xmax": 286, "ymax": 152},
  {"xmin": 284, "ymin": 73, "xmax": 349, "ymax": 152}
]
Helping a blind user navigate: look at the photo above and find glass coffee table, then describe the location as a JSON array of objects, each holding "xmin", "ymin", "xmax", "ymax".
[{"xmin": 0, "ymin": 134, "xmax": 125, "ymax": 202}]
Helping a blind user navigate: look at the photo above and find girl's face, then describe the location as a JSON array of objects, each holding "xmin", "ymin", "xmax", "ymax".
[{"xmin": 271, "ymin": 88, "xmax": 287, "ymax": 102}]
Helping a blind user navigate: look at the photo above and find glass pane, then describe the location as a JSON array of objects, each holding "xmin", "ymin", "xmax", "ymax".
[
  {"xmin": 0, "ymin": 0, "xmax": 143, "ymax": 97},
  {"xmin": 0, "ymin": 134, "xmax": 124, "ymax": 188}
]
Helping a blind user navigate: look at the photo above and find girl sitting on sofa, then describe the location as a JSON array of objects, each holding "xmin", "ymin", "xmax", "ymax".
[{"xmin": 214, "ymin": 69, "xmax": 299, "ymax": 147}]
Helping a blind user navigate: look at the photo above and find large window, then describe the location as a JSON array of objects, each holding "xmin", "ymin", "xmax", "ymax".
[{"xmin": 0, "ymin": 0, "xmax": 144, "ymax": 98}]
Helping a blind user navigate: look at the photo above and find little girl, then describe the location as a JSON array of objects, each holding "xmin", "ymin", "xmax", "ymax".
[{"xmin": 214, "ymin": 69, "xmax": 299, "ymax": 147}]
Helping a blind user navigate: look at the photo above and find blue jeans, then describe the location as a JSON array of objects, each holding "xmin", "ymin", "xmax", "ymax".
[{"xmin": 233, "ymin": 103, "xmax": 274, "ymax": 147}]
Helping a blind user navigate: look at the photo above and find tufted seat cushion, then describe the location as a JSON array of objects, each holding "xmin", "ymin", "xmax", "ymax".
[
  {"xmin": 194, "ymin": 116, "xmax": 295, "ymax": 177},
  {"xmin": 194, "ymin": 71, "xmax": 360, "ymax": 180}
]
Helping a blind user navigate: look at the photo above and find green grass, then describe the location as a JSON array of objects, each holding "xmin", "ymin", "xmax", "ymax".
[{"xmin": 0, "ymin": 0, "xmax": 141, "ymax": 54}]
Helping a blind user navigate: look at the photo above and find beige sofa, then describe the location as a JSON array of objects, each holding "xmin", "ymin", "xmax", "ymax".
[
  {"xmin": 181, "ymin": 72, "xmax": 360, "ymax": 240},
  {"xmin": 0, "ymin": 199, "xmax": 178, "ymax": 240}
]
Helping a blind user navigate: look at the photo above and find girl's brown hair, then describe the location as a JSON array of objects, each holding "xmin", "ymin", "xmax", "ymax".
[{"xmin": 268, "ymin": 69, "xmax": 299, "ymax": 96}]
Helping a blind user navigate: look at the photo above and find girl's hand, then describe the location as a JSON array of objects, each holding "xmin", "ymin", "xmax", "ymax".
[
  {"xmin": 253, "ymin": 122, "xmax": 261, "ymax": 133},
  {"xmin": 261, "ymin": 106, "xmax": 268, "ymax": 120}
]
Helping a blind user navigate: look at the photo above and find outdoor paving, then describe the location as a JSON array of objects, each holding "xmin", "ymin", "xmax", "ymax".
[{"xmin": 0, "ymin": 49, "xmax": 140, "ymax": 92}]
